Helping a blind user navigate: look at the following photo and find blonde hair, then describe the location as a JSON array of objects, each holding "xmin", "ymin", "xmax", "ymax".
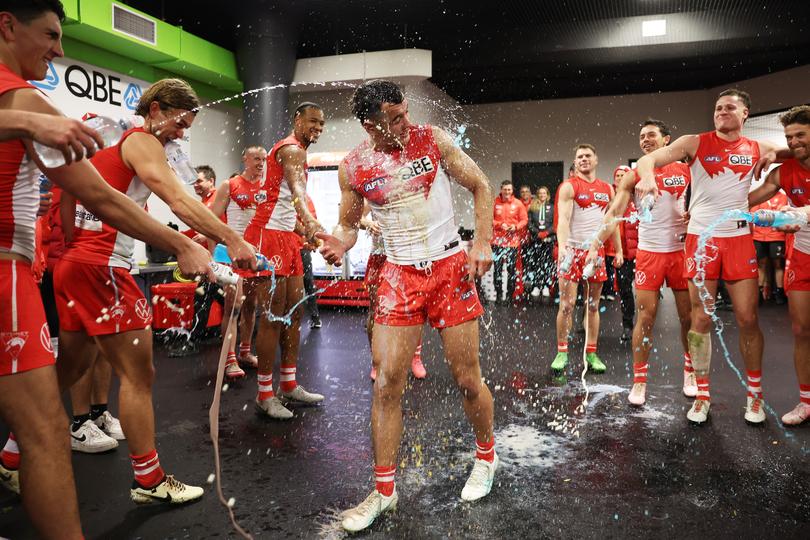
[
  {"xmin": 529, "ymin": 187, "xmax": 550, "ymax": 212},
  {"xmin": 136, "ymin": 78, "xmax": 200, "ymax": 117}
]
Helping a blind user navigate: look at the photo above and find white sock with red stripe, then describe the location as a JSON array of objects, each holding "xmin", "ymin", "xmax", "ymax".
[
  {"xmin": 374, "ymin": 464, "xmax": 396, "ymax": 496},
  {"xmin": 746, "ymin": 369, "xmax": 763, "ymax": 399},
  {"xmin": 696, "ymin": 376, "xmax": 710, "ymax": 402},
  {"xmin": 585, "ymin": 344, "xmax": 597, "ymax": 354},
  {"xmin": 1, "ymin": 433, "xmax": 20, "ymax": 470},
  {"xmin": 239, "ymin": 342, "xmax": 252, "ymax": 358},
  {"xmin": 557, "ymin": 342, "xmax": 568, "ymax": 353},
  {"xmin": 131, "ymin": 449, "xmax": 165, "ymax": 488},
  {"xmin": 226, "ymin": 352, "xmax": 237, "ymax": 366},
  {"xmin": 475, "ymin": 438, "xmax": 495, "ymax": 463},
  {"xmin": 413, "ymin": 343, "xmax": 422, "ymax": 362},
  {"xmin": 280, "ymin": 364, "xmax": 297, "ymax": 392},
  {"xmin": 684, "ymin": 353, "xmax": 694, "ymax": 374},
  {"xmin": 257, "ymin": 372, "xmax": 274, "ymax": 400},
  {"xmin": 800, "ymin": 383, "xmax": 810, "ymax": 405},
  {"xmin": 633, "ymin": 363, "xmax": 648, "ymax": 384}
]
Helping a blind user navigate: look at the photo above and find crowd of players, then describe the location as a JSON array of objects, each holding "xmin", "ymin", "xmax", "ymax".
[{"xmin": 2, "ymin": 1, "xmax": 810, "ymax": 537}]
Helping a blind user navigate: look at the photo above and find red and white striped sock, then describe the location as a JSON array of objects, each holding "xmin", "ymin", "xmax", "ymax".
[
  {"xmin": 585, "ymin": 344, "xmax": 597, "ymax": 354},
  {"xmin": 683, "ymin": 353, "xmax": 694, "ymax": 374},
  {"xmin": 257, "ymin": 372, "xmax": 274, "ymax": 400},
  {"xmin": 280, "ymin": 364, "xmax": 297, "ymax": 392},
  {"xmin": 696, "ymin": 376, "xmax": 710, "ymax": 402},
  {"xmin": 226, "ymin": 352, "xmax": 238, "ymax": 366},
  {"xmin": 1, "ymin": 433, "xmax": 20, "ymax": 470},
  {"xmin": 799, "ymin": 383, "xmax": 810, "ymax": 405},
  {"xmin": 746, "ymin": 369, "xmax": 763, "ymax": 399},
  {"xmin": 374, "ymin": 464, "xmax": 396, "ymax": 497},
  {"xmin": 413, "ymin": 343, "xmax": 422, "ymax": 362},
  {"xmin": 475, "ymin": 438, "xmax": 495, "ymax": 463},
  {"xmin": 131, "ymin": 449, "xmax": 165, "ymax": 488},
  {"xmin": 557, "ymin": 342, "xmax": 568, "ymax": 353},
  {"xmin": 239, "ymin": 342, "xmax": 252, "ymax": 358},
  {"xmin": 633, "ymin": 363, "xmax": 648, "ymax": 384}
]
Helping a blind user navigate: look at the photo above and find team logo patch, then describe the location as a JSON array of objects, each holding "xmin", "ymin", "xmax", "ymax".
[
  {"xmin": 686, "ymin": 258, "xmax": 696, "ymax": 272},
  {"xmin": 663, "ymin": 176, "xmax": 687, "ymax": 187},
  {"xmin": 704, "ymin": 155, "xmax": 722, "ymax": 163},
  {"xmin": 40, "ymin": 324, "xmax": 53, "ymax": 353},
  {"xmin": 635, "ymin": 271, "xmax": 647, "ymax": 285},
  {"xmin": 1, "ymin": 332, "xmax": 29, "ymax": 360},
  {"xmin": 395, "ymin": 156, "xmax": 435, "ymax": 182},
  {"xmin": 729, "ymin": 154, "xmax": 753, "ymax": 166},
  {"xmin": 577, "ymin": 194, "xmax": 589, "ymax": 200},
  {"xmin": 364, "ymin": 177, "xmax": 388, "ymax": 192},
  {"xmin": 460, "ymin": 289, "xmax": 475, "ymax": 301},
  {"xmin": 111, "ymin": 304, "xmax": 127, "ymax": 322},
  {"xmin": 255, "ymin": 191, "xmax": 267, "ymax": 204},
  {"xmin": 792, "ymin": 188, "xmax": 805, "ymax": 196},
  {"xmin": 594, "ymin": 192, "xmax": 609, "ymax": 202},
  {"xmin": 134, "ymin": 298, "xmax": 151, "ymax": 322},
  {"xmin": 270, "ymin": 255, "xmax": 283, "ymax": 269}
]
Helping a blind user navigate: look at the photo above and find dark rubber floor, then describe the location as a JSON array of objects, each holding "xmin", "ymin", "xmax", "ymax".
[{"xmin": 1, "ymin": 295, "xmax": 809, "ymax": 539}]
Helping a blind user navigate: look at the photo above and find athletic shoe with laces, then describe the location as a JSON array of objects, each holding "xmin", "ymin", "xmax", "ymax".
[
  {"xmin": 551, "ymin": 352, "xmax": 569, "ymax": 371},
  {"xmin": 628, "ymin": 383, "xmax": 646, "ymax": 406},
  {"xmin": 744, "ymin": 395, "xmax": 766, "ymax": 424},
  {"xmin": 280, "ymin": 385, "xmax": 324, "ymax": 404},
  {"xmin": 255, "ymin": 396, "xmax": 294, "ymax": 419},
  {"xmin": 781, "ymin": 402, "xmax": 810, "ymax": 426},
  {"xmin": 411, "ymin": 356, "xmax": 427, "ymax": 379},
  {"xmin": 238, "ymin": 352, "xmax": 258, "ymax": 369},
  {"xmin": 71, "ymin": 419, "xmax": 118, "ymax": 453},
  {"xmin": 0, "ymin": 461, "xmax": 19, "ymax": 494},
  {"xmin": 585, "ymin": 352, "xmax": 606, "ymax": 373},
  {"xmin": 95, "ymin": 411, "xmax": 125, "ymax": 440},
  {"xmin": 683, "ymin": 371, "xmax": 698, "ymax": 398},
  {"xmin": 461, "ymin": 452, "xmax": 499, "ymax": 502},
  {"xmin": 130, "ymin": 474, "xmax": 204, "ymax": 504},
  {"xmin": 224, "ymin": 361, "xmax": 246, "ymax": 380},
  {"xmin": 341, "ymin": 489, "xmax": 398, "ymax": 532},
  {"xmin": 687, "ymin": 399, "xmax": 710, "ymax": 423}
]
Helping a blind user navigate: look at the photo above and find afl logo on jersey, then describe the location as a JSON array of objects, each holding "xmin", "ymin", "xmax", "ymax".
[
  {"xmin": 704, "ymin": 155, "xmax": 722, "ymax": 163},
  {"xmin": 396, "ymin": 156, "xmax": 435, "ymax": 182},
  {"xmin": 663, "ymin": 176, "xmax": 686, "ymax": 187},
  {"xmin": 729, "ymin": 154, "xmax": 753, "ymax": 166},
  {"xmin": 594, "ymin": 193, "xmax": 609, "ymax": 202},
  {"xmin": 577, "ymin": 194, "xmax": 589, "ymax": 201},
  {"xmin": 365, "ymin": 177, "xmax": 388, "ymax": 192},
  {"xmin": 235, "ymin": 194, "xmax": 249, "ymax": 202},
  {"xmin": 792, "ymin": 188, "xmax": 805, "ymax": 195}
]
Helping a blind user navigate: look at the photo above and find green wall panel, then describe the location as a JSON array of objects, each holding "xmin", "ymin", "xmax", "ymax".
[
  {"xmin": 156, "ymin": 30, "xmax": 242, "ymax": 92},
  {"xmin": 61, "ymin": 0, "xmax": 80, "ymax": 24}
]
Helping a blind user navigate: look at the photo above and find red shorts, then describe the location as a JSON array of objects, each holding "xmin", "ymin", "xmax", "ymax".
[
  {"xmin": 243, "ymin": 227, "xmax": 303, "ymax": 278},
  {"xmin": 54, "ymin": 260, "xmax": 153, "ymax": 337},
  {"xmin": 684, "ymin": 234, "xmax": 757, "ymax": 281},
  {"xmin": 785, "ymin": 248, "xmax": 810, "ymax": 292},
  {"xmin": 364, "ymin": 253, "xmax": 387, "ymax": 289},
  {"xmin": 0, "ymin": 260, "xmax": 55, "ymax": 376},
  {"xmin": 634, "ymin": 249, "xmax": 688, "ymax": 291},
  {"xmin": 375, "ymin": 251, "xmax": 483, "ymax": 328},
  {"xmin": 558, "ymin": 247, "xmax": 607, "ymax": 283}
]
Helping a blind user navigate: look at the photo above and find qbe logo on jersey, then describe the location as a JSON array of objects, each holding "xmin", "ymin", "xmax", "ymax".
[
  {"xmin": 663, "ymin": 176, "xmax": 687, "ymax": 187},
  {"xmin": 729, "ymin": 154, "xmax": 753, "ymax": 166},
  {"xmin": 594, "ymin": 192, "xmax": 610, "ymax": 203}
]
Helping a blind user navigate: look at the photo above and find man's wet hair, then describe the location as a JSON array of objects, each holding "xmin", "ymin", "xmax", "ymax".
[
  {"xmin": 779, "ymin": 105, "xmax": 810, "ymax": 127},
  {"xmin": 641, "ymin": 118, "xmax": 671, "ymax": 138},
  {"xmin": 195, "ymin": 165, "xmax": 216, "ymax": 183},
  {"xmin": 3, "ymin": 0, "xmax": 65, "ymax": 22},
  {"xmin": 351, "ymin": 80, "xmax": 405, "ymax": 122},
  {"xmin": 718, "ymin": 88, "xmax": 752, "ymax": 110},
  {"xmin": 294, "ymin": 102, "xmax": 322, "ymax": 119}
]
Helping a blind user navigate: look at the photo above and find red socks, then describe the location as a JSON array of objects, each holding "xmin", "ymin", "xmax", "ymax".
[
  {"xmin": 557, "ymin": 342, "xmax": 568, "ymax": 353},
  {"xmin": 633, "ymin": 363, "xmax": 648, "ymax": 384},
  {"xmin": 746, "ymin": 369, "xmax": 762, "ymax": 399},
  {"xmin": 413, "ymin": 343, "xmax": 423, "ymax": 362},
  {"xmin": 257, "ymin": 372, "xmax": 274, "ymax": 400},
  {"xmin": 131, "ymin": 449, "xmax": 165, "ymax": 488},
  {"xmin": 475, "ymin": 438, "xmax": 495, "ymax": 463},
  {"xmin": 585, "ymin": 344, "xmax": 597, "ymax": 354},
  {"xmin": 696, "ymin": 376, "xmax": 711, "ymax": 402},
  {"xmin": 226, "ymin": 351, "xmax": 238, "ymax": 366},
  {"xmin": 1, "ymin": 433, "xmax": 20, "ymax": 470},
  {"xmin": 280, "ymin": 365, "xmax": 297, "ymax": 393},
  {"xmin": 374, "ymin": 465, "xmax": 396, "ymax": 496},
  {"xmin": 684, "ymin": 353, "xmax": 694, "ymax": 374},
  {"xmin": 800, "ymin": 384, "xmax": 810, "ymax": 405}
]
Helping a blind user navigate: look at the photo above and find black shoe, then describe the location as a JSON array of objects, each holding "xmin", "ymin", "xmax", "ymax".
[
  {"xmin": 309, "ymin": 316, "xmax": 322, "ymax": 329},
  {"xmin": 774, "ymin": 288, "xmax": 787, "ymax": 305}
]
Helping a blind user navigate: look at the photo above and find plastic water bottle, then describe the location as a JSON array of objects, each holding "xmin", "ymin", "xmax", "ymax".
[
  {"xmin": 173, "ymin": 262, "xmax": 239, "ymax": 286},
  {"xmin": 38, "ymin": 173, "xmax": 51, "ymax": 194},
  {"xmin": 582, "ymin": 257, "xmax": 603, "ymax": 280},
  {"xmin": 558, "ymin": 250, "xmax": 575, "ymax": 274},
  {"xmin": 212, "ymin": 243, "xmax": 272, "ymax": 271},
  {"xmin": 751, "ymin": 209, "xmax": 808, "ymax": 228},
  {"xmin": 165, "ymin": 141, "xmax": 197, "ymax": 184},
  {"xmin": 34, "ymin": 115, "xmax": 141, "ymax": 168},
  {"xmin": 639, "ymin": 194, "xmax": 655, "ymax": 223}
]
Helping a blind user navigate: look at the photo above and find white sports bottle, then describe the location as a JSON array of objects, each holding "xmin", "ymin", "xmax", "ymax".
[{"xmin": 34, "ymin": 115, "xmax": 143, "ymax": 168}]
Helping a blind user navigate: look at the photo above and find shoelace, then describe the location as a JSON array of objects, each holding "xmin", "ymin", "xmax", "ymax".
[
  {"xmin": 751, "ymin": 398, "xmax": 762, "ymax": 413},
  {"xmin": 163, "ymin": 475, "xmax": 185, "ymax": 492},
  {"xmin": 468, "ymin": 461, "xmax": 491, "ymax": 485},
  {"xmin": 354, "ymin": 492, "xmax": 382, "ymax": 517}
]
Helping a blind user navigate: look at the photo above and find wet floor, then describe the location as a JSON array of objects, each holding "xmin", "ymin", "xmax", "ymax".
[{"xmin": 1, "ymin": 295, "xmax": 809, "ymax": 539}]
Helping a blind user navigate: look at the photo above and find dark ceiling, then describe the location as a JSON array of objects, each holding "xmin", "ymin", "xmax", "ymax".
[{"xmin": 122, "ymin": 0, "xmax": 810, "ymax": 104}]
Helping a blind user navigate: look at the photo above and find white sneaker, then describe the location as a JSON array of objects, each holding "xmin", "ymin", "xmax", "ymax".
[
  {"xmin": 224, "ymin": 361, "xmax": 246, "ymax": 380},
  {"xmin": 687, "ymin": 399, "xmax": 710, "ymax": 424},
  {"xmin": 530, "ymin": 287, "xmax": 541, "ymax": 298},
  {"xmin": 683, "ymin": 371, "xmax": 698, "ymax": 398},
  {"xmin": 0, "ymin": 461, "xmax": 19, "ymax": 494},
  {"xmin": 341, "ymin": 489, "xmax": 398, "ymax": 532},
  {"xmin": 628, "ymin": 383, "xmax": 646, "ymax": 406},
  {"xmin": 781, "ymin": 402, "xmax": 810, "ymax": 426},
  {"xmin": 255, "ymin": 396, "xmax": 294, "ymax": 420},
  {"xmin": 542, "ymin": 287, "xmax": 550, "ymax": 298},
  {"xmin": 461, "ymin": 452, "xmax": 498, "ymax": 502},
  {"xmin": 280, "ymin": 385, "xmax": 324, "ymax": 404},
  {"xmin": 71, "ymin": 419, "xmax": 118, "ymax": 453},
  {"xmin": 130, "ymin": 474, "xmax": 204, "ymax": 504},
  {"xmin": 95, "ymin": 411, "xmax": 126, "ymax": 441},
  {"xmin": 744, "ymin": 395, "xmax": 766, "ymax": 424}
]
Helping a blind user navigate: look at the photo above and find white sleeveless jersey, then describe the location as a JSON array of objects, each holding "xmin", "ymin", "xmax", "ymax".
[{"xmin": 635, "ymin": 162, "xmax": 690, "ymax": 252}]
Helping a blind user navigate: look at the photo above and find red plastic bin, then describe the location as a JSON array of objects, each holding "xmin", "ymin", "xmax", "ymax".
[{"xmin": 151, "ymin": 282, "xmax": 195, "ymax": 329}]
